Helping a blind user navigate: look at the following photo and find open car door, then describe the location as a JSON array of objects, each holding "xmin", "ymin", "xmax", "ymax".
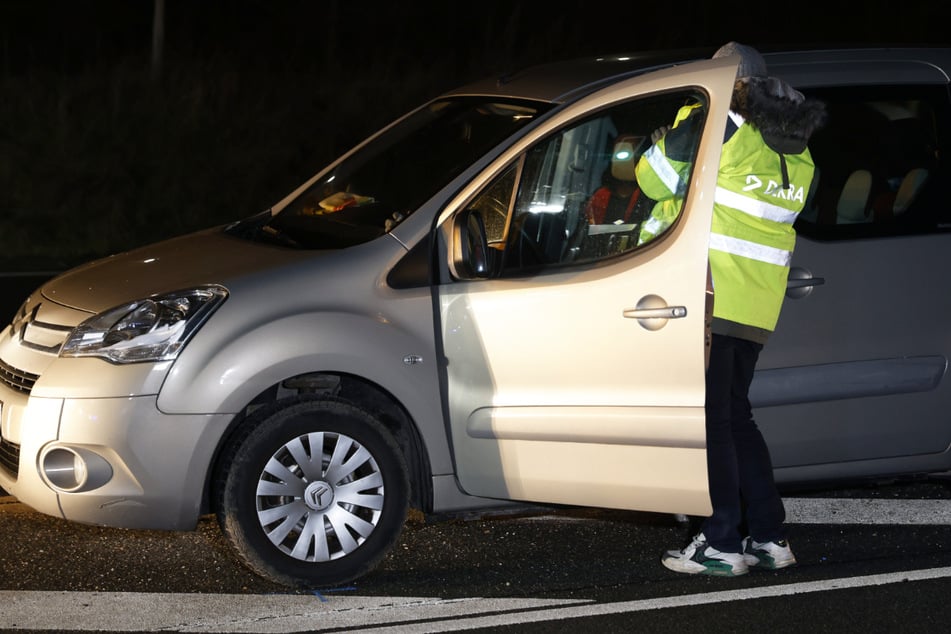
[{"xmin": 437, "ymin": 57, "xmax": 739, "ymax": 516}]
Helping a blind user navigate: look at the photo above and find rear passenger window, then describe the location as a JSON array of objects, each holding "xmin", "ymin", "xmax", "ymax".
[{"xmin": 797, "ymin": 85, "xmax": 951, "ymax": 238}]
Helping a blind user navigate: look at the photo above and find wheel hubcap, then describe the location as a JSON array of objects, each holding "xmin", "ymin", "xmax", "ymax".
[{"xmin": 254, "ymin": 431, "xmax": 385, "ymax": 562}]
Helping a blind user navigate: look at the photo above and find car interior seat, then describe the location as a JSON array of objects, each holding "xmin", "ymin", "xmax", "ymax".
[
  {"xmin": 889, "ymin": 167, "xmax": 930, "ymax": 217},
  {"xmin": 836, "ymin": 169, "xmax": 873, "ymax": 224},
  {"xmin": 871, "ymin": 117, "xmax": 936, "ymax": 220}
]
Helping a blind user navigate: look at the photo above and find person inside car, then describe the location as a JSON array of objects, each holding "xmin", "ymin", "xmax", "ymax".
[{"xmin": 584, "ymin": 134, "xmax": 651, "ymax": 226}]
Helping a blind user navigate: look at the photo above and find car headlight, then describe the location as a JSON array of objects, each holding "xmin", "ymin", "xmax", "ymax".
[{"xmin": 61, "ymin": 286, "xmax": 228, "ymax": 363}]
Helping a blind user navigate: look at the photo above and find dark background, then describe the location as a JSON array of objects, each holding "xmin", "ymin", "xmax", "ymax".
[{"xmin": 0, "ymin": 0, "xmax": 945, "ymax": 269}]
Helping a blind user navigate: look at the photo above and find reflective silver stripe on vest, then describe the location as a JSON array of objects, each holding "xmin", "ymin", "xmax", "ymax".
[
  {"xmin": 644, "ymin": 144, "xmax": 685, "ymax": 196},
  {"xmin": 642, "ymin": 215, "xmax": 669, "ymax": 236},
  {"xmin": 714, "ymin": 186, "xmax": 799, "ymax": 224},
  {"xmin": 709, "ymin": 232, "xmax": 792, "ymax": 266}
]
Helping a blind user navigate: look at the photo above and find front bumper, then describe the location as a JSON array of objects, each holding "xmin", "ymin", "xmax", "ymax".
[
  {"xmin": 0, "ymin": 287, "xmax": 235, "ymax": 529},
  {"xmin": 0, "ymin": 390, "xmax": 232, "ymax": 530}
]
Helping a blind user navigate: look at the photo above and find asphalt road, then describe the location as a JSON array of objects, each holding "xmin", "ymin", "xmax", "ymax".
[
  {"xmin": 2, "ymin": 479, "xmax": 951, "ymax": 632},
  {"xmin": 2, "ymin": 273, "xmax": 951, "ymax": 631}
]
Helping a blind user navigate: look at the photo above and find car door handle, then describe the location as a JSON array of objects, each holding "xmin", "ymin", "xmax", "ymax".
[
  {"xmin": 786, "ymin": 277, "xmax": 825, "ymax": 289},
  {"xmin": 623, "ymin": 306, "xmax": 688, "ymax": 319},
  {"xmin": 786, "ymin": 267, "xmax": 825, "ymax": 299},
  {"xmin": 623, "ymin": 294, "xmax": 686, "ymax": 331}
]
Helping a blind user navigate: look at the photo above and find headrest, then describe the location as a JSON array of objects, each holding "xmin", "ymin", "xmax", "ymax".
[
  {"xmin": 893, "ymin": 168, "xmax": 929, "ymax": 215},
  {"xmin": 836, "ymin": 169, "xmax": 872, "ymax": 223}
]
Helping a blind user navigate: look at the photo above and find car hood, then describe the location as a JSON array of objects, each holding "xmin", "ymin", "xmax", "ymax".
[{"xmin": 40, "ymin": 226, "xmax": 313, "ymax": 314}]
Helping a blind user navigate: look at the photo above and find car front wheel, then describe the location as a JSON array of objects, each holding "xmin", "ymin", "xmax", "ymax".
[{"xmin": 217, "ymin": 396, "xmax": 410, "ymax": 587}]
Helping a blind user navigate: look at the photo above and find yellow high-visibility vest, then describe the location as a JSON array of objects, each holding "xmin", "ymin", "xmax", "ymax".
[
  {"xmin": 636, "ymin": 105, "xmax": 817, "ymax": 337},
  {"xmin": 710, "ymin": 111, "xmax": 815, "ymax": 334},
  {"xmin": 635, "ymin": 104, "xmax": 698, "ymax": 244}
]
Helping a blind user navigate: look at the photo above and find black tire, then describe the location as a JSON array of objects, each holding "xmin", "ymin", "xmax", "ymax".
[{"xmin": 216, "ymin": 396, "xmax": 409, "ymax": 587}]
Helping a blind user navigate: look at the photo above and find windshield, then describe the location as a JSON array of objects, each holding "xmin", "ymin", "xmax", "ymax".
[{"xmin": 229, "ymin": 97, "xmax": 547, "ymax": 249}]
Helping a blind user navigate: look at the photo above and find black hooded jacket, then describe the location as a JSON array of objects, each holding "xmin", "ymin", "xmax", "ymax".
[
  {"xmin": 728, "ymin": 77, "xmax": 828, "ymax": 187},
  {"xmin": 664, "ymin": 77, "xmax": 827, "ymax": 189}
]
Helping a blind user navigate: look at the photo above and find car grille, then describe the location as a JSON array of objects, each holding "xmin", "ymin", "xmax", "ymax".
[
  {"xmin": 9, "ymin": 301, "xmax": 73, "ymax": 356},
  {"xmin": 0, "ymin": 297, "xmax": 78, "ymax": 481},
  {"xmin": 0, "ymin": 359, "xmax": 31, "ymax": 479},
  {"xmin": 0, "ymin": 358, "xmax": 39, "ymax": 394},
  {"xmin": 0, "ymin": 435, "xmax": 18, "ymax": 478}
]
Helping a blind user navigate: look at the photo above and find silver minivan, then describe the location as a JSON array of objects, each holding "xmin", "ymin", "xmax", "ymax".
[{"xmin": 1, "ymin": 47, "xmax": 949, "ymax": 587}]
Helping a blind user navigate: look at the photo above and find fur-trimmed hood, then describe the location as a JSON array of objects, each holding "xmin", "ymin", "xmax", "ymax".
[{"xmin": 732, "ymin": 77, "xmax": 828, "ymax": 155}]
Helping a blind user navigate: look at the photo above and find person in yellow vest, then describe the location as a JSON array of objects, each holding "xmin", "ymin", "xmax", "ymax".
[{"xmin": 644, "ymin": 42, "xmax": 827, "ymax": 576}]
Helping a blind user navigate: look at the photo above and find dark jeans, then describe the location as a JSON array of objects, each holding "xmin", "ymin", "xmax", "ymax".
[{"xmin": 701, "ymin": 334, "xmax": 786, "ymax": 553}]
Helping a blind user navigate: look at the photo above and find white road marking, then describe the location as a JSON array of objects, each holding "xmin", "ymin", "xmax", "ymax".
[
  {"xmin": 357, "ymin": 567, "xmax": 951, "ymax": 633},
  {"xmin": 0, "ymin": 593, "xmax": 584, "ymax": 632},
  {"xmin": 3, "ymin": 567, "xmax": 951, "ymax": 632}
]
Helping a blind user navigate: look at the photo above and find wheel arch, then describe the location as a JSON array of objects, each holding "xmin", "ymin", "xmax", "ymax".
[{"xmin": 202, "ymin": 371, "xmax": 434, "ymax": 518}]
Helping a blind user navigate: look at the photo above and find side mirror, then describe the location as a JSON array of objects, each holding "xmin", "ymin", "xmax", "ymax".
[{"xmin": 451, "ymin": 209, "xmax": 490, "ymax": 280}]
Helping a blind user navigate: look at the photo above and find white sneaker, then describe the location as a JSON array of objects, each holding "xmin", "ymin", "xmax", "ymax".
[
  {"xmin": 662, "ymin": 532, "xmax": 749, "ymax": 576},
  {"xmin": 743, "ymin": 537, "xmax": 797, "ymax": 569}
]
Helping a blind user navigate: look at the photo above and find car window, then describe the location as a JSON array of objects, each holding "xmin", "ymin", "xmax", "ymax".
[
  {"xmin": 458, "ymin": 89, "xmax": 707, "ymax": 278},
  {"xmin": 796, "ymin": 85, "xmax": 951, "ymax": 239}
]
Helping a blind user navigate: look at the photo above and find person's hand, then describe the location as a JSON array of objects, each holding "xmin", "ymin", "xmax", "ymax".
[{"xmin": 651, "ymin": 125, "xmax": 671, "ymax": 144}]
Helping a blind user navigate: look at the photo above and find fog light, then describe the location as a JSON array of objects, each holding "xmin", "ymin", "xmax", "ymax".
[{"xmin": 40, "ymin": 446, "xmax": 113, "ymax": 492}]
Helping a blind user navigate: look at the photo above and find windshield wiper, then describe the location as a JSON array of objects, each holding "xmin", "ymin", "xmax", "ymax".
[{"xmin": 259, "ymin": 224, "xmax": 301, "ymax": 248}]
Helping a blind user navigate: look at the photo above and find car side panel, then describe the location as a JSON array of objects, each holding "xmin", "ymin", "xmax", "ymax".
[{"xmin": 756, "ymin": 232, "xmax": 951, "ymax": 482}]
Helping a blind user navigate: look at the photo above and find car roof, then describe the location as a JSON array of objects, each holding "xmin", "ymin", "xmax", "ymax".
[{"xmin": 445, "ymin": 47, "xmax": 951, "ymax": 103}]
